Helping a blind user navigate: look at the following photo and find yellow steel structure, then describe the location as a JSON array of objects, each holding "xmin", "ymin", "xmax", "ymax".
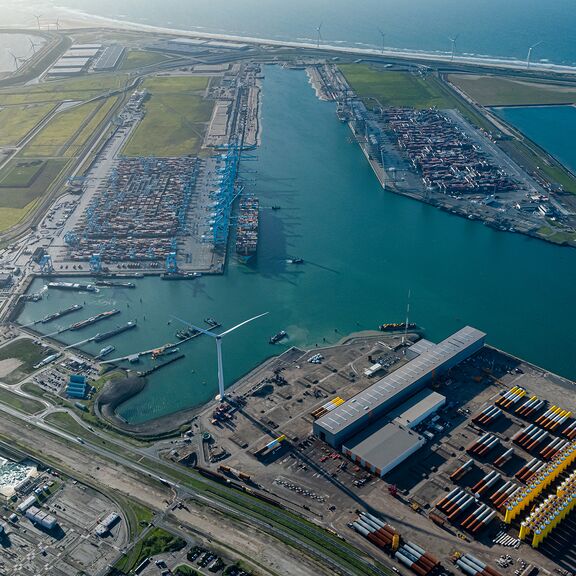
[
  {"xmin": 504, "ymin": 440, "xmax": 576, "ymax": 523},
  {"xmin": 519, "ymin": 470, "xmax": 576, "ymax": 548}
]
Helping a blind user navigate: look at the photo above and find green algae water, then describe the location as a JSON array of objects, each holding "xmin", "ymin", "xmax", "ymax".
[{"xmin": 18, "ymin": 67, "xmax": 576, "ymax": 423}]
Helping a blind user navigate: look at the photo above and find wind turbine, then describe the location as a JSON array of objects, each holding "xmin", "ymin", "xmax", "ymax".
[
  {"xmin": 174, "ymin": 312, "xmax": 268, "ymax": 401},
  {"xmin": 8, "ymin": 51, "xmax": 19, "ymax": 70},
  {"xmin": 55, "ymin": 18, "xmax": 60, "ymax": 31},
  {"xmin": 29, "ymin": 38, "xmax": 37, "ymax": 54},
  {"xmin": 526, "ymin": 41, "xmax": 543, "ymax": 70},
  {"xmin": 316, "ymin": 23, "xmax": 323, "ymax": 49},
  {"xmin": 449, "ymin": 34, "xmax": 459, "ymax": 62},
  {"xmin": 378, "ymin": 27, "xmax": 386, "ymax": 55},
  {"xmin": 35, "ymin": 15, "xmax": 41, "ymax": 30}
]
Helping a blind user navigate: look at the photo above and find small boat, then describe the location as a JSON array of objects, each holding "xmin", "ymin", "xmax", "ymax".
[
  {"xmin": 95, "ymin": 345, "xmax": 115, "ymax": 360},
  {"xmin": 288, "ymin": 258, "xmax": 304, "ymax": 264},
  {"xmin": 269, "ymin": 330, "xmax": 288, "ymax": 344},
  {"xmin": 204, "ymin": 318, "xmax": 220, "ymax": 328},
  {"xmin": 271, "ymin": 205, "xmax": 281, "ymax": 210}
]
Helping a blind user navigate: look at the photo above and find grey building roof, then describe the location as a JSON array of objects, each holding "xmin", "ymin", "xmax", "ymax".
[
  {"xmin": 343, "ymin": 421, "xmax": 424, "ymax": 471},
  {"xmin": 315, "ymin": 326, "xmax": 485, "ymax": 436}
]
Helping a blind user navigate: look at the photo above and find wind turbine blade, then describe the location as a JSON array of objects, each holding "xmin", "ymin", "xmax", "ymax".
[
  {"xmin": 219, "ymin": 312, "xmax": 268, "ymax": 337},
  {"xmin": 171, "ymin": 315, "xmax": 216, "ymax": 337}
]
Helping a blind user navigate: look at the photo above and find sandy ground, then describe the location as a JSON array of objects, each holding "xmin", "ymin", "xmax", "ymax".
[
  {"xmin": 171, "ymin": 506, "xmax": 332, "ymax": 576},
  {"xmin": 0, "ymin": 357, "xmax": 22, "ymax": 378}
]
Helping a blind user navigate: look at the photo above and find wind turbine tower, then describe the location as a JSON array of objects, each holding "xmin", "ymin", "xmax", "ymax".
[
  {"xmin": 449, "ymin": 34, "xmax": 459, "ymax": 62},
  {"xmin": 316, "ymin": 23, "xmax": 323, "ymax": 49},
  {"xmin": 378, "ymin": 28, "xmax": 386, "ymax": 55},
  {"xmin": 526, "ymin": 41, "xmax": 543, "ymax": 70},
  {"xmin": 174, "ymin": 312, "xmax": 268, "ymax": 401}
]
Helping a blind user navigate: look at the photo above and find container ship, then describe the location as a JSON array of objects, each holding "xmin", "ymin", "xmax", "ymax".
[
  {"xmin": 69, "ymin": 309, "xmax": 120, "ymax": 331},
  {"xmin": 93, "ymin": 321, "xmax": 137, "ymax": 342},
  {"xmin": 47, "ymin": 282, "xmax": 96, "ymax": 292},
  {"xmin": 236, "ymin": 196, "xmax": 259, "ymax": 264},
  {"xmin": 40, "ymin": 304, "xmax": 84, "ymax": 324}
]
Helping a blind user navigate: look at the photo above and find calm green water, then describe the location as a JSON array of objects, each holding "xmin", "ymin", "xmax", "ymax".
[
  {"xmin": 19, "ymin": 67, "xmax": 576, "ymax": 423},
  {"xmin": 494, "ymin": 105, "xmax": 576, "ymax": 173}
]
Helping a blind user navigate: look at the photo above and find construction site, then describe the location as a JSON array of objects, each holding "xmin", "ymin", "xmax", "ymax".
[{"xmin": 158, "ymin": 326, "xmax": 576, "ymax": 576}]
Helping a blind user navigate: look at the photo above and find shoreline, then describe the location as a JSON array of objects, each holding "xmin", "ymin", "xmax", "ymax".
[{"xmin": 2, "ymin": 10, "xmax": 576, "ymax": 76}]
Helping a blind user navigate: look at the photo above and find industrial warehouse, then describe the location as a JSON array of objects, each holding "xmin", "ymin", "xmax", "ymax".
[{"xmin": 314, "ymin": 326, "xmax": 485, "ymax": 446}]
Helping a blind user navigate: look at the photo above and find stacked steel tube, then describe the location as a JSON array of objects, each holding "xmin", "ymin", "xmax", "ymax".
[
  {"xmin": 395, "ymin": 542, "xmax": 440, "ymax": 576},
  {"xmin": 514, "ymin": 458, "xmax": 546, "ymax": 483},
  {"xmin": 495, "ymin": 386, "xmax": 526, "ymax": 410},
  {"xmin": 512, "ymin": 424, "xmax": 549, "ymax": 452},
  {"xmin": 311, "ymin": 397, "xmax": 345, "ymax": 419},
  {"xmin": 538, "ymin": 437, "xmax": 570, "ymax": 460},
  {"xmin": 460, "ymin": 503, "xmax": 497, "ymax": 533},
  {"xmin": 467, "ymin": 433, "xmax": 500, "ymax": 457},
  {"xmin": 519, "ymin": 470, "xmax": 576, "ymax": 548},
  {"xmin": 562, "ymin": 419, "xmax": 576, "ymax": 440},
  {"xmin": 515, "ymin": 395, "xmax": 544, "ymax": 418},
  {"xmin": 456, "ymin": 554, "xmax": 503, "ymax": 576},
  {"xmin": 493, "ymin": 447, "xmax": 514, "ymax": 468},
  {"xmin": 471, "ymin": 471, "xmax": 501, "ymax": 496},
  {"xmin": 489, "ymin": 480, "xmax": 519, "ymax": 509},
  {"xmin": 351, "ymin": 512, "xmax": 400, "ymax": 552},
  {"xmin": 436, "ymin": 488, "xmax": 475, "ymax": 521},
  {"xmin": 504, "ymin": 440, "xmax": 576, "ymax": 523},
  {"xmin": 449, "ymin": 459, "xmax": 473, "ymax": 481},
  {"xmin": 535, "ymin": 406, "xmax": 572, "ymax": 432},
  {"xmin": 472, "ymin": 406, "xmax": 503, "ymax": 427}
]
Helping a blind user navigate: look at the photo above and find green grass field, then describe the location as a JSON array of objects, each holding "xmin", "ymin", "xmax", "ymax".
[
  {"xmin": 339, "ymin": 65, "xmax": 449, "ymax": 108},
  {"xmin": 22, "ymin": 100, "xmax": 103, "ymax": 157},
  {"xmin": 0, "ymin": 338, "xmax": 54, "ymax": 385},
  {"xmin": 0, "ymin": 160, "xmax": 45, "ymax": 188},
  {"xmin": 0, "ymin": 158, "xmax": 68, "ymax": 209},
  {"xmin": 0, "ymin": 387, "xmax": 44, "ymax": 414},
  {"xmin": 120, "ymin": 50, "xmax": 174, "ymax": 70},
  {"xmin": 123, "ymin": 76, "xmax": 213, "ymax": 156},
  {"xmin": 115, "ymin": 527, "xmax": 186, "ymax": 573},
  {"xmin": 0, "ymin": 103, "xmax": 55, "ymax": 146},
  {"xmin": 449, "ymin": 74, "xmax": 576, "ymax": 106},
  {"xmin": 0, "ymin": 74, "xmax": 130, "ymax": 106},
  {"xmin": 65, "ymin": 96, "xmax": 118, "ymax": 156}
]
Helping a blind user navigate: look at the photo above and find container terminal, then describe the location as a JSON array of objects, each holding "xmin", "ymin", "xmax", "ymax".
[
  {"xmin": 309, "ymin": 63, "xmax": 576, "ymax": 243},
  {"xmin": 156, "ymin": 325, "xmax": 576, "ymax": 576}
]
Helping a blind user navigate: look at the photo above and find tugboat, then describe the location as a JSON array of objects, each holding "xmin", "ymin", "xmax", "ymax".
[{"xmin": 269, "ymin": 330, "xmax": 288, "ymax": 344}]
